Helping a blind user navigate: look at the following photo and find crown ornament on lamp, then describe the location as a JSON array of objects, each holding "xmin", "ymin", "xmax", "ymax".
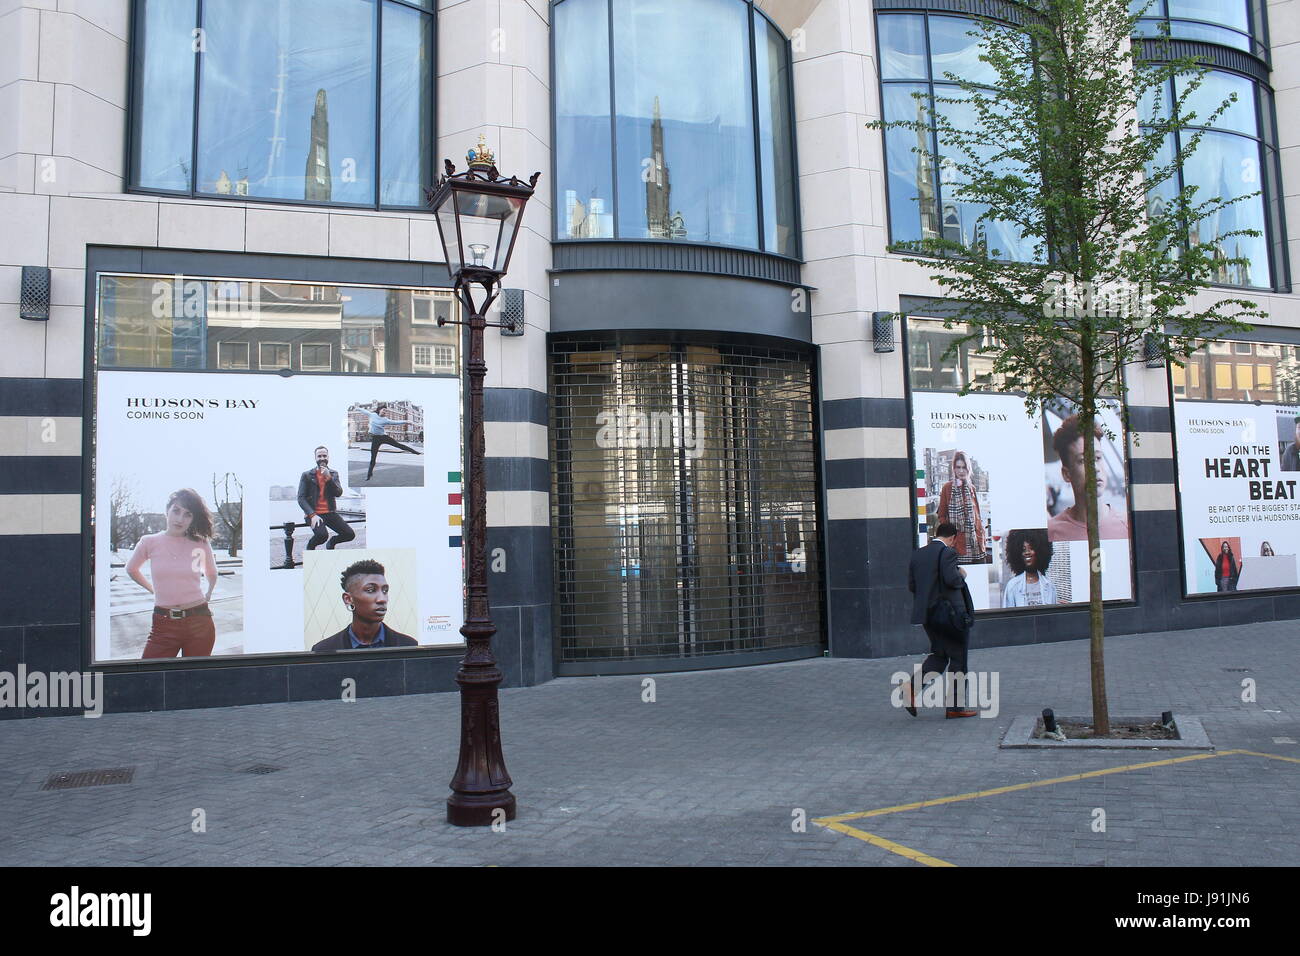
[{"xmin": 467, "ymin": 134, "xmax": 495, "ymax": 170}]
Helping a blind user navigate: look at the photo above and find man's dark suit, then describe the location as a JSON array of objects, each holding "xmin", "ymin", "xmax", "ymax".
[
  {"xmin": 908, "ymin": 539, "xmax": 976, "ymax": 684},
  {"xmin": 311, "ymin": 626, "xmax": 418, "ymax": 653},
  {"xmin": 297, "ymin": 466, "xmax": 355, "ymax": 550}
]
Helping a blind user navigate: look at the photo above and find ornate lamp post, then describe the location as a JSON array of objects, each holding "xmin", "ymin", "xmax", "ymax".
[{"xmin": 426, "ymin": 136, "xmax": 539, "ymax": 826}]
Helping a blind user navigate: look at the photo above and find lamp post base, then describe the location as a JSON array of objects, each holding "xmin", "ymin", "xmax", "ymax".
[{"xmin": 446, "ymin": 791, "xmax": 517, "ymax": 827}]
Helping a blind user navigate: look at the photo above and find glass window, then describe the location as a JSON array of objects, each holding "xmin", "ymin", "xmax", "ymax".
[
  {"xmin": 1132, "ymin": 0, "xmax": 1260, "ymax": 56},
  {"xmin": 554, "ymin": 0, "xmax": 615, "ymax": 239},
  {"xmin": 876, "ymin": 12, "xmax": 1036, "ymax": 262},
  {"xmin": 1141, "ymin": 67, "xmax": 1280, "ymax": 289},
  {"xmin": 98, "ymin": 276, "xmax": 459, "ymax": 376},
  {"xmin": 1176, "ymin": 338, "xmax": 1300, "ymax": 401},
  {"xmin": 554, "ymin": 0, "xmax": 796, "ymax": 255},
  {"xmin": 878, "ymin": 14, "xmax": 927, "ymax": 80},
  {"xmin": 613, "ymin": 0, "xmax": 757, "ymax": 247},
  {"xmin": 755, "ymin": 10, "xmax": 798, "ymax": 257},
  {"xmin": 130, "ymin": 0, "xmax": 197, "ymax": 192},
  {"xmin": 129, "ymin": 0, "xmax": 434, "ymax": 209}
]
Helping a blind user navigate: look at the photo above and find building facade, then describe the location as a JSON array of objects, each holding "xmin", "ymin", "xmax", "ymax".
[{"xmin": 1, "ymin": 0, "xmax": 1297, "ymax": 715}]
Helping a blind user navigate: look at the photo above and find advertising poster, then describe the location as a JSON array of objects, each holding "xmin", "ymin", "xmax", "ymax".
[
  {"xmin": 912, "ymin": 392, "xmax": 1133, "ymax": 610},
  {"xmin": 1173, "ymin": 401, "xmax": 1300, "ymax": 594},
  {"xmin": 93, "ymin": 370, "xmax": 464, "ymax": 663}
]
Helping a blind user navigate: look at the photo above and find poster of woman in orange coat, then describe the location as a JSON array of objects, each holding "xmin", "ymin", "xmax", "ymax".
[{"xmin": 936, "ymin": 451, "xmax": 988, "ymax": 563}]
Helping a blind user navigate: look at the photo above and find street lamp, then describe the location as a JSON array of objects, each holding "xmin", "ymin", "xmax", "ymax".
[{"xmin": 426, "ymin": 136, "xmax": 539, "ymax": 826}]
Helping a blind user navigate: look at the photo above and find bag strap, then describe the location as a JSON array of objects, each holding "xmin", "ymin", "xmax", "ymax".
[{"xmin": 927, "ymin": 542, "xmax": 947, "ymax": 609}]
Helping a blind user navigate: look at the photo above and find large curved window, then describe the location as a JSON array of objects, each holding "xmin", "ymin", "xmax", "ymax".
[
  {"xmin": 129, "ymin": 0, "xmax": 434, "ymax": 208},
  {"xmin": 1132, "ymin": 0, "xmax": 1268, "ymax": 60},
  {"xmin": 553, "ymin": 0, "xmax": 798, "ymax": 257},
  {"xmin": 1141, "ymin": 68, "xmax": 1284, "ymax": 290},
  {"xmin": 876, "ymin": 12, "xmax": 1036, "ymax": 261}
]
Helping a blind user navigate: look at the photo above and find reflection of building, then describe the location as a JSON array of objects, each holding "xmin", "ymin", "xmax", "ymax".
[
  {"xmin": 1176, "ymin": 340, "xmax": 1292, "ymax": 402},
  {"xmin": 304, "ymin": 89, "xmax": 331, "ymax": 202},
  {"xmin": 644, "ymin": 96, "xmax": 685, "ymax": 239}
]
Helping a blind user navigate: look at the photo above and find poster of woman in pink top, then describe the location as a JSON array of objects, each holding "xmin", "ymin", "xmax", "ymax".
[{"xmin": 125, "ymin": 489, "xmax": 220, "ymax": 658}]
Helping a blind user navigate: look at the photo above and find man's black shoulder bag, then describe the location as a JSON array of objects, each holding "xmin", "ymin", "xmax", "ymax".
[{"xmin": 925, "ymin": 545, "xmax": 974, "ymax": 638}]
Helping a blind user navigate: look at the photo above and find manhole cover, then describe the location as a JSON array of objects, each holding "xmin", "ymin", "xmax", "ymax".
[
  {"xmin": 42, "ymin": 768, "xmax": 135, "ymax": 790},
  {"xmin": 242, "ymin": 764, "xmax": 283, "ymax": 775}
]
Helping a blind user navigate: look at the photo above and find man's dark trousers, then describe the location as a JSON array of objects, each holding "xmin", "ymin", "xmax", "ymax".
[
  {"xmin": 920, "ymin": 623, "xmax": 969, "ymax": 685},
  {"xmin": 307, "ymin": 512, "xmax": 355, "ymax": 550}
]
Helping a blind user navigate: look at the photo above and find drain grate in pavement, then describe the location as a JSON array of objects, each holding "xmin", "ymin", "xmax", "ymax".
[
  {"xmin": 242, "ymin": 764, "xmax": 283, "ymax": 775},
  {"xmin": 41, "ymin": 768, "xmax": 135, "ymax": 791},
  {"xmin": 1223, "ymin": 667, "xmax": 1251, "ymax": 672}
]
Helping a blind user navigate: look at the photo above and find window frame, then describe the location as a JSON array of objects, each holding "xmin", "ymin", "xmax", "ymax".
[
  {"xmin": 125, "ymin": 0, "xmax": 436, "ymax": 212},
  {"xmin": 548, "ymin": 0, "xmax": 802, "ymax": 259}
]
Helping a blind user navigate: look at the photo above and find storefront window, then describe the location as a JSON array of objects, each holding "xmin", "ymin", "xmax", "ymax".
[
  {"xmin": 1170, "ymin": 337, "xmax": 1300, "ymax": 594},
  {"xmin": 553, "ymin": 0, "xmax": 798, "ymax": 256},
  {"xmin": 129, "ymin": 0, "xmax": 434, "ymax": 208},
  {"xmin": 91, "ymin": 271, "xmax": 464, "ymax": 666},
  {"xmin": 549, "ymin": 338, "xmax": 821, "ymax": 666},
  {"xmin": 906, "ymin": 317, "xmax": 1134, "ymax": 610}
]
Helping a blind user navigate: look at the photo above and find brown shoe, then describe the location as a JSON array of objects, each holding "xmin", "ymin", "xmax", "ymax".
[
  {"xmin": 945, "ymin": 708, "xmax": 979, "ymax": 719},
  {"xmin": 901, "ymin": 681, "xmax": 917, "ymax": 717}
]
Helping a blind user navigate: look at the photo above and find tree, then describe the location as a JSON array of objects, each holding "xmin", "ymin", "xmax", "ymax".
[
  {"xmin": 109, "ymin": 475, "xmax": 141, "ymax": 552},
  {"xmin": 870, "ymin": 0, "xmax": 1264, "ymax": 733},
  {"xmin": 211, "ymin": 472, "xmax": 244, "ymax": 558}
]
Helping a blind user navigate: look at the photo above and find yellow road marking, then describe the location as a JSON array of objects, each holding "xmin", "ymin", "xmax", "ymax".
[
  {"xmin": 1234, "ymin": 749, "xmax": 1300, "ymax": 764},
  {"xmin": 814, "ymin": 749, "xmax": 1294, "ymax": 866},
  {"xmin": 820, "ymin": 820, "xmax": 956, "ymax": 867}
]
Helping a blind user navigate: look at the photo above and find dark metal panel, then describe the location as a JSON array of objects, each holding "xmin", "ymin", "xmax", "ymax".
[
  {"xmin": 552, "ymin": 241, "xmax": 802, "ymax": 285},
  {"xmin": 551, "ymin": 270, "xmax": 811, "ymax": 342}
]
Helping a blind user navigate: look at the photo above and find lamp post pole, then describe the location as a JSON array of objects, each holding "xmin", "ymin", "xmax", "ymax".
[
  {"xmin": 445, "ymin": 276, "xmax": 514, "ymax": 827},
  {"xmin": 427, "ymin": 139, "xmax": 538, "ymax": 827}
]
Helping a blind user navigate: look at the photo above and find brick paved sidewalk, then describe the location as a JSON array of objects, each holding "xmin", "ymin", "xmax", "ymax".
[{"xmin": 1, "ymin": 621, "xmax": 1296, "ymax": 866}]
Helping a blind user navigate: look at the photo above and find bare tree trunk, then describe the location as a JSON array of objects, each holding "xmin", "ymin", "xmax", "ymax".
[{"xmin": 1079, "ymin": 357, "xmax": 1110, "ymax": 736}]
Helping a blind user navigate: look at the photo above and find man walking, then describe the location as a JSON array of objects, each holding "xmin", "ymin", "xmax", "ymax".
[
  {"xmin": 298, "ymin": 446, "xmax": 356, "ymax": 551},
  {"xmin": 905, "ymin": 521, "xmax": 978, "ymax": 718},
  {"xmin": 364, "ymin": 403, "xmax": 421, "ymax": 480}
]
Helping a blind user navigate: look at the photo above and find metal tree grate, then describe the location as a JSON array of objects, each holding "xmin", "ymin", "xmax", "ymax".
[
  {"xmin": 242, "ymin": 764, "xmax": 283, "ymax": 775},
  {"xmin": 42, "ymin": 768, "xmax": 135, "ymax": 790}
]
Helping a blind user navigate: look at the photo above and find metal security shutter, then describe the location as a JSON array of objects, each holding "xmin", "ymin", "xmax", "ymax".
[{"xmin": 550, "ymin": 337, "xmax": 822, "ymax": 670}]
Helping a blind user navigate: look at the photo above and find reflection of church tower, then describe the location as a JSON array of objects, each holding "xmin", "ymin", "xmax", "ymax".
[
  {"xmin": 305, "ymin": 89, "xmax": 331, "ymax": 201},
  {"xmin": 646, "ymin": 96, "xmax": 673, "ymax": 238},
  {"xmin": 915, "ymin": 99, "xmax": 940, "ymax": 241}
]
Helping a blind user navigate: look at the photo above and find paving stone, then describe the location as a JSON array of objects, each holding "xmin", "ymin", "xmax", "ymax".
[{"xmin": 0, "ymin": 621, "xmax": 1297, "ymax": 865}]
